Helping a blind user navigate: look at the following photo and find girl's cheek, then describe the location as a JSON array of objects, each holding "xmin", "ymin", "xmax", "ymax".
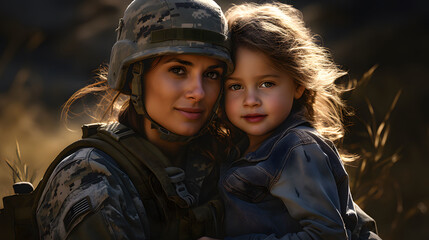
[
  {"xmin": 224, "ymin": 94, "xmax": 234, "ymax": 108},
  {"xmin": 225, "ymin": 95, "xmax": 240, "ymax": 118}
]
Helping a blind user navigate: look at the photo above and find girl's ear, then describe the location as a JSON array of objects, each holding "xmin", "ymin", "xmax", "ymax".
[{"xmin": 294, "ymin": 84, "xmax": 305, "ymax": 99}]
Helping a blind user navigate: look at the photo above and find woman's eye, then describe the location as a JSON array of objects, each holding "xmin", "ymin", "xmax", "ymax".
[
  {"xmin": 205, "ymin": 71, "xmax": 220, "ymax": 80},
  {"xmin": 228, "ymin": 84, "xmax": 242, "ymax": 91},
  {"xmin": 260, "ymin": 82, "xmax": 274, "ymax": 88},
  {"xmin": 169, "ymin": 67, "xmax": 185, "ymax": 75}
]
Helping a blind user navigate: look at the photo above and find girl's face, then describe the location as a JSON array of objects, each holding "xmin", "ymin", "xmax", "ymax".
[
  {"xmin": 144, "ymin": 54, "xmax": 224, "ymax": 136},
  {"xmin": 225, "ymin": 47, "xmax": 304, "ymax": 142}
]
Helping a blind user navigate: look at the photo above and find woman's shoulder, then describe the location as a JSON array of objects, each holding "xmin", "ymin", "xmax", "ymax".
[
  {"xmin": 49, "ymin": 147, "xmax": 117, "ymax": 182},
  {"xmin": 37, "ymin": 147, "xmax": 119, "ymax": 212},
  {"xmin": 36, "ymin": 147, "xmax": 143, "ymax": 238}
]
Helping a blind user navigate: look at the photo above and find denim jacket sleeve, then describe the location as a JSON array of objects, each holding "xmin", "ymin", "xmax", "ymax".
[
  {"xmin": 271, "ymin": 142, "xmax": 349, "ymax": 239},
  {"xmin": 225, "ymin": 137, "xmax": 351, "ymax": 240}
]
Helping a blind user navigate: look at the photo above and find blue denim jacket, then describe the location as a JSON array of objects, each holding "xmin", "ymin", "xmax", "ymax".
[{"xmin": 219, "ymin": 110, "xmax": 379, "ymax": 240}]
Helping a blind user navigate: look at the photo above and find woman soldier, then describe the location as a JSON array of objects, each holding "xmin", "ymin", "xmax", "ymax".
[{"xmin": 36, "ymin": 0, "xmax": 233, "ymax": 239}]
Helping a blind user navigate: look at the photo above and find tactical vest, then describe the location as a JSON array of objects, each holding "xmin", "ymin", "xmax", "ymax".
[{"xmin": 0, "ymin": 122, "xmax": 223, "ymax": 239}]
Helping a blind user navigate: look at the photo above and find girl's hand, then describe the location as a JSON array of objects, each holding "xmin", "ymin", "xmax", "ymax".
[{"xmin": 198, "ymin": 237, "xmax": 221, "ymax": 240}]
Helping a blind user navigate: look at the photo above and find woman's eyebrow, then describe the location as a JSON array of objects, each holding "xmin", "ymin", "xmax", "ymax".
[
  {"xmin": 164, "ymin": 58, "xmax": 222, "ymax": 70},
  {"xmin": 207, "ymin": 64, "xmax": 223, "ymax": 70}
]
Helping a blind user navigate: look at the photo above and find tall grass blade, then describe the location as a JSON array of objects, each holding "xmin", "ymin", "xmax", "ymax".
[
  {"xmin": 4, "ymin": 158, "xmax": 22, "ymax": 182},
  {"xmin": 383, "ymin": 90, "xmax": 402, "ymax": 123},
  {"xmin": 359, "ymin": 65, "xmax": 378, "ymax": 87},
  {"xmin": 15, "ymin": 139, "xmax": 22, "ymax": 165},
  {"xmin": 380, "ymin": 124, "xmax": 390, "ymax": 149}
]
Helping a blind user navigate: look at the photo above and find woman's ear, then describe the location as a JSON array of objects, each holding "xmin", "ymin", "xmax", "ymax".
[{"xmin": 294, "ymin": 84, "xmax": 305, "ymax": 99}]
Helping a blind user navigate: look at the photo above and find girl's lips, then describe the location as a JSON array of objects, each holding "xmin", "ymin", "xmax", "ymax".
[
  {"xmin": 242, "ymin": 114, "xmax": 267, "ymax": 123},
  {"xmin": 176, "ymin": 108, "xmax": 204, "ymax": 120}
]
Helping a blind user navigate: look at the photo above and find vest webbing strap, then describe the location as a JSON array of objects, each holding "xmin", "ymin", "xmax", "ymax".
[{"xmin": 96, "ymin": 125, "xmax": 190, "ymax": 208}]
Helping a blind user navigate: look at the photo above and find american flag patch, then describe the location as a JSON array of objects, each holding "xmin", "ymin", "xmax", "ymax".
[{"xmin": 63, "ymin": 196, "xmax": 93, "ymax": 231}]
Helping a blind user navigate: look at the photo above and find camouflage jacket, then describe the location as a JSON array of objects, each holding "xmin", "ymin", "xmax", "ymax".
[{"xmin": 36, "ymin": 140, "xmax": 216, "ymax": 239}]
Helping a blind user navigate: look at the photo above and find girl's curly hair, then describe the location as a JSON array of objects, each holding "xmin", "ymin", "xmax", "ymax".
[{"xmin": 225, "ymin": 2, "xmax": 350, "ymax": 144}]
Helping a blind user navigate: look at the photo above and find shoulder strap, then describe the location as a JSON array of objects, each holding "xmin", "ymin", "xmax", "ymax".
[{"xmin": 94, "ymin": 122, "xmax": 194, "ymax": 208}]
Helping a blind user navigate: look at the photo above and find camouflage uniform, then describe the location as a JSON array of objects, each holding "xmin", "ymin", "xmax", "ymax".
[{"xmin": 36, "ymin": 143, "xmax": 216, "ymax": 239}]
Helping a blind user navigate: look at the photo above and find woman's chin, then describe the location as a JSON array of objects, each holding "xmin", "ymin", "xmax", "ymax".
[{"xmin": 171, "ymin": 126, "xmax": 202, "ymax": 137}]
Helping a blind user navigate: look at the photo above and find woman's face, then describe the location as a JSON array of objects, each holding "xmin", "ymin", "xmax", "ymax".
[{"xmin": 144, "ymin": 54, "xmax": 224, "ymax": 136}]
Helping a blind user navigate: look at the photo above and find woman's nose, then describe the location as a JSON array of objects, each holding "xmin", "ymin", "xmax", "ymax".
[{"xmin": 185, "ymin": 75, "xmax": 205, "ymax": 102}]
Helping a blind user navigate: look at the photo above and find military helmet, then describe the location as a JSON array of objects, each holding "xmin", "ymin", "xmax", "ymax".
[{"xmin": 107, "ymin": 0, "xmax": 233, "ymax": 94}]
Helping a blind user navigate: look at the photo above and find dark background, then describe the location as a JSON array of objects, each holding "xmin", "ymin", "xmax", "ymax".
[{"xmin": 0, "ymin": 0, "xmax": 428, "ymax": 239}]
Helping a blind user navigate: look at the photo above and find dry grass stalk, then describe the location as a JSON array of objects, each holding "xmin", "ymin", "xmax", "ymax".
[{"xmin": 3, "ymin": 139, "xmax": 37, "ymax": 184}]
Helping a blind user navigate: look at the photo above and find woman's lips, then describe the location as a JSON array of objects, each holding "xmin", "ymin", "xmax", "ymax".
[
  {"xmin": 242, "ymin": 113, "xmax": 267, "ymax": 123},
  {"xmin": 176, "ymin": 108, "xmax": 204, "ymax": 120}
]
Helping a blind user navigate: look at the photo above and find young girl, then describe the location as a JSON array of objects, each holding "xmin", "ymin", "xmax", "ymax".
[{"xmin": 216, "ymin": 2, "xmax": 380, "ymax": 240}]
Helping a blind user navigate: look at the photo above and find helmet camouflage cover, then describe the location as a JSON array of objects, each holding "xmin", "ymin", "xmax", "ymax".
[{"xmin": 108, "ymin": 0, "xmax": 233, "ymax": 94}]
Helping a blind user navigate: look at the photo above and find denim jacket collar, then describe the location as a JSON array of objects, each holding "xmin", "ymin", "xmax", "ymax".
[{"xmin": 236, "ymin": 106, "xmax": 311, "ymax": 163}]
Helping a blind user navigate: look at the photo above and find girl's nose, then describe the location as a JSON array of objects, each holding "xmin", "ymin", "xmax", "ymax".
[
  {"xmin": 185, "ymin": 75, "xmax": 205, "ymax": 102},
  {"xmin": 243, "ymin": 90, "xmax": 261, "ymax": 107}
]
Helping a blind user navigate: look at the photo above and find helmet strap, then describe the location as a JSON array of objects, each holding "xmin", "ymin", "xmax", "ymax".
[{"xmin": 131, "ymin": 62, "xmax": 145, "ymax": 115}]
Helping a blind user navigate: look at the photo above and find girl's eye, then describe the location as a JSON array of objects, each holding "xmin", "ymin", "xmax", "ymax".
[
  {"xmin": 260, "ymin": 82, "xmax": 275, "ymax": 88},
  {"xmin": 228, "ymin": 84, "xmax": 242, "ymax": 91},
  {"xmin": 205, "ymin": 71, "xmax": 220, "ymax": 80},
  {"xmin": 169, "ymin": 67, "xmax": 186, "ymax": 75}
]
